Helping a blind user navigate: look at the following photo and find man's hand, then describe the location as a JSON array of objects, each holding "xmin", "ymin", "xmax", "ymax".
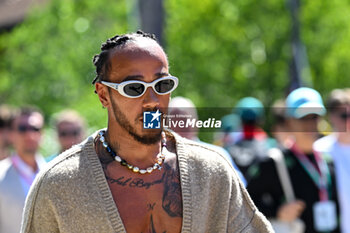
[{"xmin": 277, "ymin": 200, "xmax": 306, "ymax": 222}]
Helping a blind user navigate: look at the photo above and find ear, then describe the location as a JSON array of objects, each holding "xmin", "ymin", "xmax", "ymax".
[{"xmin": 95, "ymin": 83, "xmax": 110, "ymax": 108}]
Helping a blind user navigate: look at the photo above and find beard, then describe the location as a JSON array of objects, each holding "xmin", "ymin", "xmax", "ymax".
[{"xmin": 110, "ymin": 97, "xmax": 161, "ymax": 145}]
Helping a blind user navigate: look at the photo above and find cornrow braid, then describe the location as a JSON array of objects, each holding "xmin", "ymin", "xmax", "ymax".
[{"xmin": 92, "ymin": 30, "xmax": 157, "ymax": 85}]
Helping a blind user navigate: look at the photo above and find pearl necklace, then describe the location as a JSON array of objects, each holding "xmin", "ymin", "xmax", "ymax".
[{"xmin": 98, "ymin": 130, "xmax": 167, "ymax": 174}]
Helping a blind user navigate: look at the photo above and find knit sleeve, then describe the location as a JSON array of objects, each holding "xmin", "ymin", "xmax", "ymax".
[
  {"xmin": 227, "ymin": 170, "xmax": 274, "ymax": 232},
  {"xmin": 20, "ymin": 171, "xmax": 59, "ymax": 233}
]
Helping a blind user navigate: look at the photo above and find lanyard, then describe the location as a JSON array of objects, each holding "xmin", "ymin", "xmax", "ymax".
[
  {"xmin": 290, "ymin": 144, "xmax": 332, "ymax": 201},
  {"xmin": 11, "ymin": 155, "xmax": 36, "ymax": 187}
]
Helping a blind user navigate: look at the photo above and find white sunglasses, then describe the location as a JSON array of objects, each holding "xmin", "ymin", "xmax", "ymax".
[{"xmin": 101, "ymin": 76, "xmax": 178, "ymax": 98}]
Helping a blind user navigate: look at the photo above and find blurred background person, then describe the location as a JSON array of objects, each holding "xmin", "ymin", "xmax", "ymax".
[
  {"xmin": 314, "ymin": 88, "xmax": 350, "ymax": 233},
  {"xmin": 0, "ymin": 106, "xmax": 46, "ymax": 233},
  {"xmin": 168, "ymin": 96, "xmax": 199, "ymax": 140},
  {"xmin": 226, "ymin": 97, "xmax": 275, "ymax": 177},
  {"xmin": 247, "ymin": 87, "xmax": 340, "ymax": 233},
  {"xmin": 168, "ymin": 96, "xmax": 246, "ymax": 185},
  {"xmin": 47, "ymin": 109, "xmax": 86, "ymax": 161},
  {"xmin": 0, "ymin": 105, "xmax": 15, "ymax": 160},
  {"xmin": 214, "ymin": 113, "xmax": 242, "ymax": 148},
  {"xmin": 270, "ymin": 99, "xmax": 293, "ymax": 149}
]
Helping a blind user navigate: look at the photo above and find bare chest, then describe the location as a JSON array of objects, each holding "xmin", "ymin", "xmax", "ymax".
[{"xmin": 105, "ymin": 163, "xmax": 183, "ymax": 233}]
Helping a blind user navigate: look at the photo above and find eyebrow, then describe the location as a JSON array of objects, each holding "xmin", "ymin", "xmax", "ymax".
[
  {"xmin": 121, "ymin": 72, "xmax": 170, "ymax": 82},
  {"xmin": 122, "ymin": 75, "xmax": 143, "ymax": 82},
  {"xmin": 155, "ymin": 72, "xmax": 170, "ymax": 78}
]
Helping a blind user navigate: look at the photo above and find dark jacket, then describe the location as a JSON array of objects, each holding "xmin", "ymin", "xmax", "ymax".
[{"xmin": 247, "ymin": 148, "xmax": 340, "ymax": 233}]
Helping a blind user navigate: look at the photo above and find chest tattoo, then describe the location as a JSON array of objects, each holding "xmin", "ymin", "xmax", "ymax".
[
  {"xmin": 143, "ymin": 214, "xmax": 166, "ymax": 233},
  {"xmin": 95, "ymin": 137, "xmax": 183, "ymax": 229},
  {"xmin": 106, "ymin": 175, "xmax": 164, "ymax": 189}
]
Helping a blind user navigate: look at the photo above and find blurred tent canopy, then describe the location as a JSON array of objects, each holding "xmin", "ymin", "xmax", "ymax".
[{"xmin": 1, "ymin": 0, "xmax": 350, "ymax": 142}]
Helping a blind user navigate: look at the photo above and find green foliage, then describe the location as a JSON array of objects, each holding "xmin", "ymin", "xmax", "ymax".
[
  {"xmin": 165, "ymin": 0, "xmax": 291, "ymax": 109},
  {"xmin": 165, "ymin": 0, "xmax": 350, "ymax": 105},
  {"xmin": 301, "ymin": 0, "xmax": 350, "ymax": 95},
  {"xmin": 0, "ymin": 0, "xmax": 128, "ymax": 127},
  {"xmin": 1, "ymin": 0, "xmax": 350, "ymax": 146},
  {"xmin": 164, "ymin": 0, "xmax": 350, "ymax": 141},
  {"xmin": 165, "ymin": 0, "xmax": 292, "ymax": 141},
  {"xmin": 0, "ymin": 0, "xmax": 129, "ymax": 154}
]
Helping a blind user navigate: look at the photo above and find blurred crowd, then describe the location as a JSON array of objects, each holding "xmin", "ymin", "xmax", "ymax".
[
  {"xmin": 219, "ymin": 87, "xmax": 350, "ymax": 233},
  {"xmin": 1, "ymin": 86, "xmax": 350, "ymax": 233},
  {"xmin": 0, "ymin": 106, "xmax": 87, "ymax": 233},
  {"xmin": 169, "ymin": 87, "xmax": 350, "ymax": 233}
]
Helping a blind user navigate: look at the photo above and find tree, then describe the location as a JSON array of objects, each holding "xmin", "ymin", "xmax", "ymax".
[
  {"xmin": 1, "ymin": 0, "xmax": 350, "ymax": 145},
  {"xmin": 164, "ymin": 0, "xmax": 350, "ymax": 141},
  {"xmin": 0, "ymin": 0, "xmax": 129, "ymax": 128}
]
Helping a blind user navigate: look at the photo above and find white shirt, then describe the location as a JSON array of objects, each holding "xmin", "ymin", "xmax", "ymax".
[
  {"xmin": 0, "ymin": 154, "xmax": 46, "ymax": 233},
  {"xmin": 314, "ymin": 134, "xmax": 350, "ymax": 233},
  {"xmin": 10, "ymin": 154, "xmax": 46, "ymax": 196}
]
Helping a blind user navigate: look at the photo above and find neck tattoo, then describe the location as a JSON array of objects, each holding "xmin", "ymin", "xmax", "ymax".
[{"xmin": 98, "ymin": 130, "xmax": 167, "ymax": 174}]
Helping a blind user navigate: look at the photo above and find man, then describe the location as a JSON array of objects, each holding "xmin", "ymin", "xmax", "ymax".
[
  {"xmin": 0, "ymin": 106, "xmax": 46, "ymax": 233},
  {"xmin": 47, "ymin": 109, "xmax": 86, "ymax": 161},
  {"xmin": 21, "ymin": 31, "xmax": 272, "ymax": 232},
  {"xmin": 314, "ymin": 88, "xmax": 350, "ymax": 233},
  {"xmin": 168, "ymin": 96, "xmax": 246, "ymax": 186},
  {"xmin": 247, "ymin": 87, "xmax": 340, "ymax": 233},
  {"xmin": 226, "ymin": 97, "xmax": 275, "ymax": 177}
]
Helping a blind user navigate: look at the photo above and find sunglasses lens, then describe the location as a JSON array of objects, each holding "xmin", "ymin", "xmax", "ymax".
[
  {"xmin": 155, "ymin": 79, "xmax": 175, "ymax": 94},
  {"xmin": 18, "ymin": 125, "xmax": 40, "ymax": 133},
  {"xmin": 59, "ymin": 130, "xmax": 80, "ymax": 137},
  {"xmin": 18, "ymin": 125, "xmax": 27, "ymax": 132},
  {"xmin": 340, "ymin": 113, "xmax": 350, "ymax": 120},
  {"xmin": 124, "ymin": 83, "xmax": 145, "ymax": 97}
]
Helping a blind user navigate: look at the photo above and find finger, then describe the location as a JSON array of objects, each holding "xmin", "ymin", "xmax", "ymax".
[{"xmin": 295, "ymin": 200, "xmax": 306, "ymax": 208}]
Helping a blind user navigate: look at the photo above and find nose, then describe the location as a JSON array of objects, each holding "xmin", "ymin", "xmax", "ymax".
[{"xmin": 142, "ymin": 87, "xmax": 160, "ymax": 110}]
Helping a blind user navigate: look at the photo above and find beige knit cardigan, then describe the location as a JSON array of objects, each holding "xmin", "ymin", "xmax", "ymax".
[{"xmin": 21, "ymin": 130, "xmax": 273, "ymax": 233}]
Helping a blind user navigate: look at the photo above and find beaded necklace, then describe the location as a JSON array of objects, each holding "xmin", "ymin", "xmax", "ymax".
[{"xmin": 98, "ymin": 130, "xmax": 167, "ymax": 174}]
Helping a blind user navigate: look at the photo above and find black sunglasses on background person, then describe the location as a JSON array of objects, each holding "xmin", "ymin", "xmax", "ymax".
[
  {"xmin": 17, "ymin": 125, "xmax": 41, "ymax": 133},
  {"xmin": 58, "ymin": 129, "xmax": 81, "ymax": 137}
]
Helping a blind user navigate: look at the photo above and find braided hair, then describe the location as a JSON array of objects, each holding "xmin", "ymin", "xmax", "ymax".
[{"xmin": 92, "ymin": 30, "xmax": 157, "ymax": 84}]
